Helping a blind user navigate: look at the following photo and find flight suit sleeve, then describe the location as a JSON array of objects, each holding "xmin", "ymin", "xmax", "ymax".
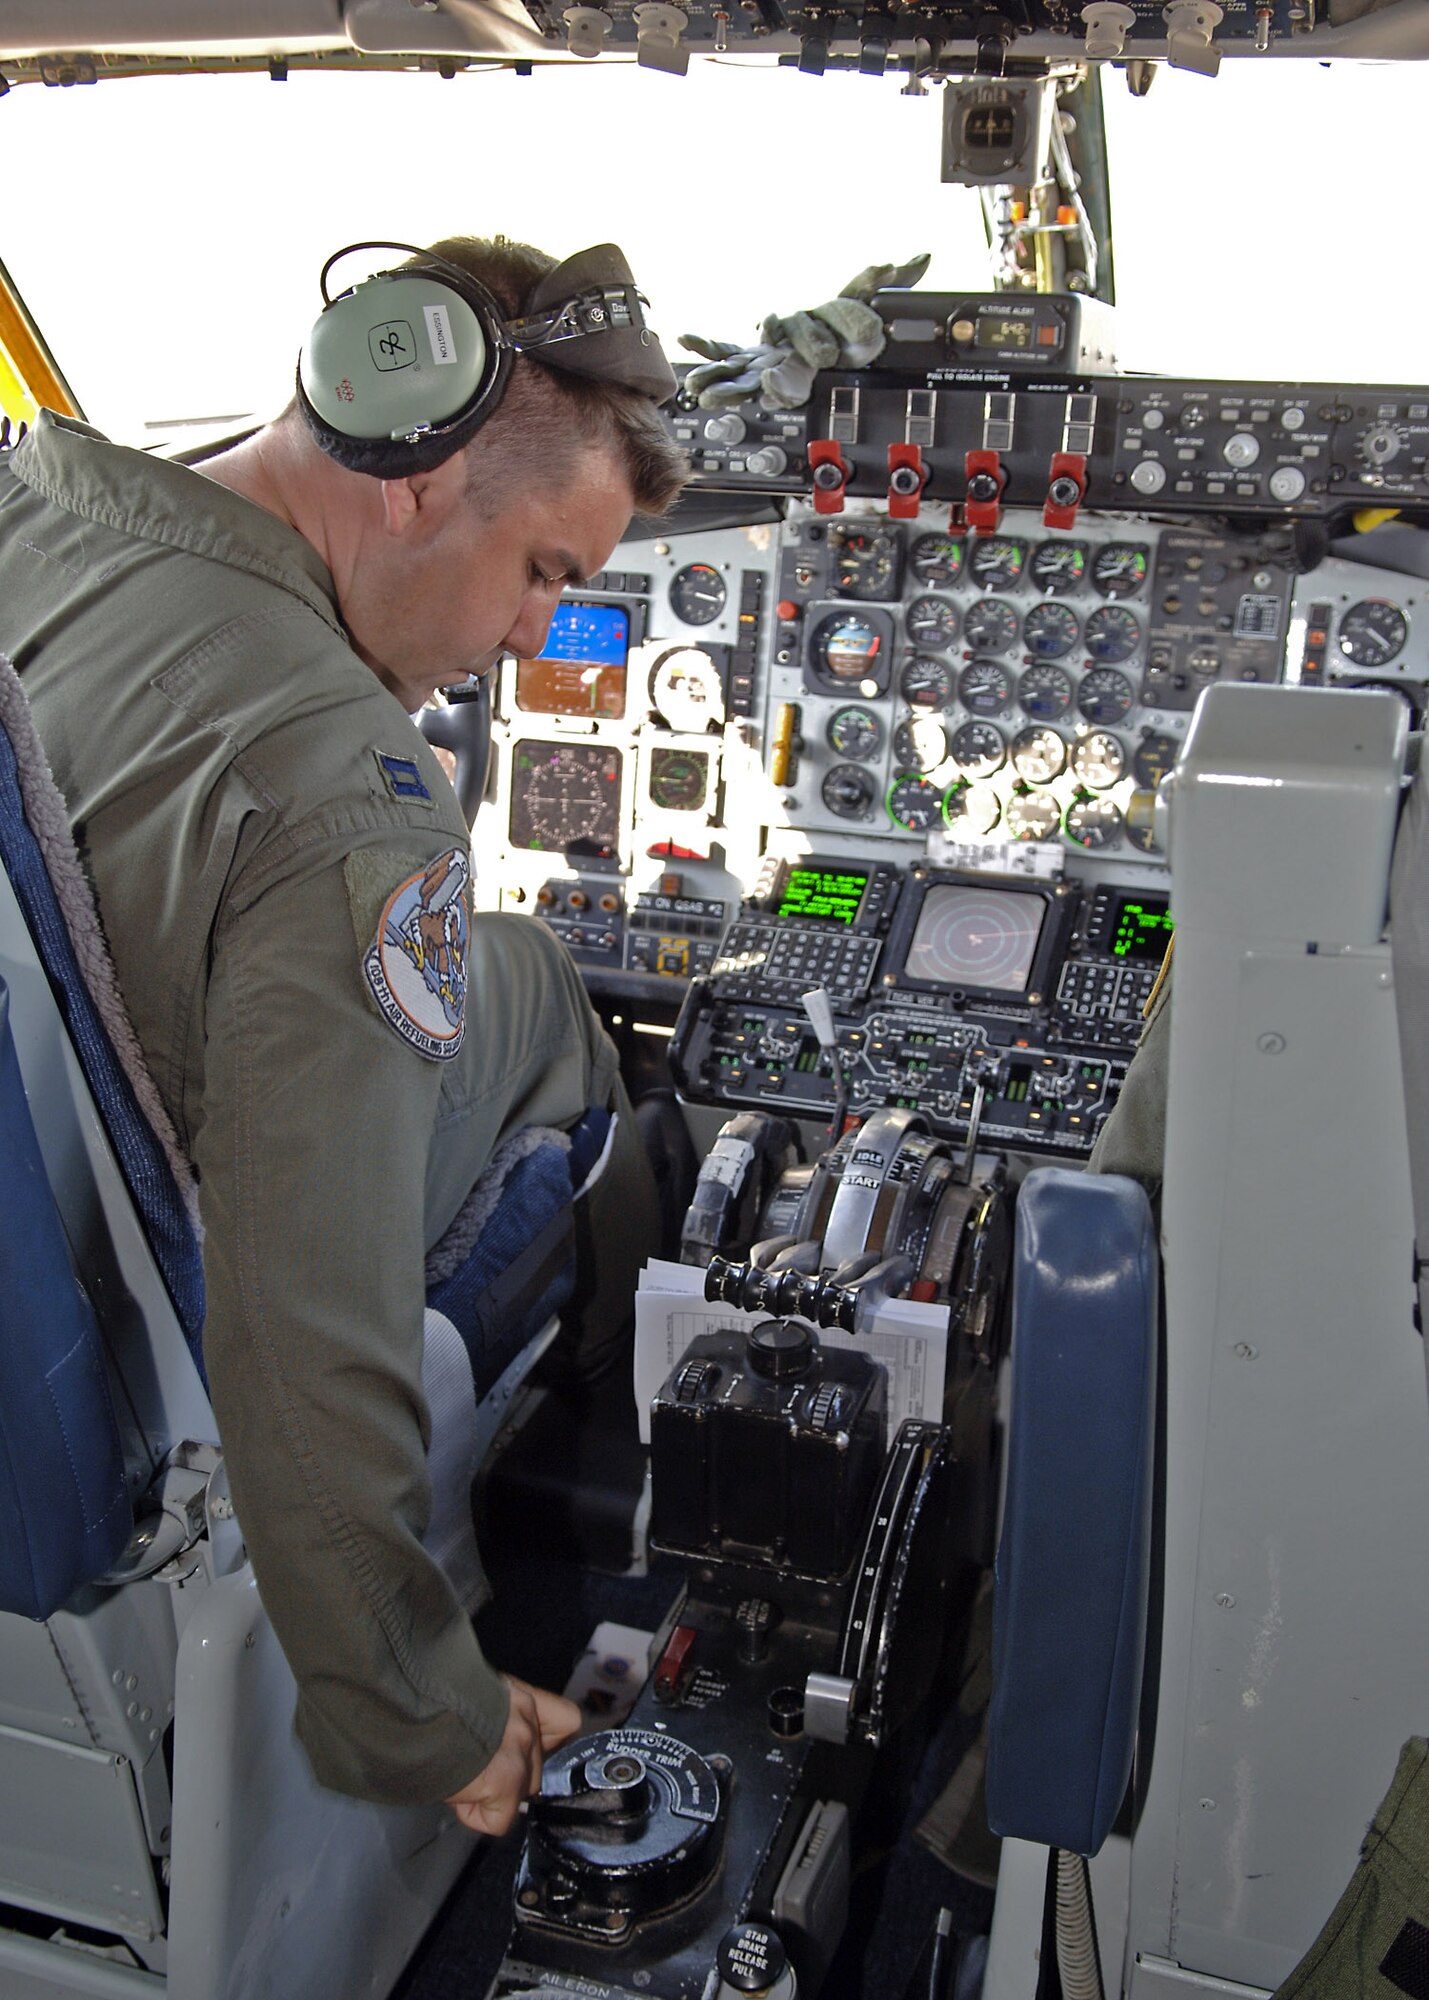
[{"xmin": 194, "ymin": 821, "xmax": 510, "ymax": 1805}]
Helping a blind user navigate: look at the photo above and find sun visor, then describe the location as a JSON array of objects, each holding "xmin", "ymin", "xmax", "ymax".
[{"xmin": 511, "ymin": 243, "xmax": 677, "ymax": 405}]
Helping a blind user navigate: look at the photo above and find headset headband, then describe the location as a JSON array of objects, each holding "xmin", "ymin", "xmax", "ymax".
[{"xmin": 297, "ymin": 239, "xmax": 676, "ymax": 479}]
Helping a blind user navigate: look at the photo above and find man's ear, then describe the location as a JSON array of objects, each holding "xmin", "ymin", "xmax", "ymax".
[{"xmin": 378, "ymin": 451, "xmax": 468, "ymax": 540}]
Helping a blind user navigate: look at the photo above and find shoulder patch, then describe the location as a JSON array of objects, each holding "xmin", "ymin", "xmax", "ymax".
[
  {"xmin": 362, "ymin": 847, "xmax": 470, "ymax": 1061},
  {"xmin": 374, "ymin": 749, "xmax": 434, "ymax": 806}
]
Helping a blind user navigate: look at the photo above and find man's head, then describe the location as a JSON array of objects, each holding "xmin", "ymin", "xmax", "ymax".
[
  {"xmin": 416, "ymin": 234, "xmax": 686, "ymax": 526},
  {"xmin": 270, "ymin": 234, "xmax": 687, "ymax": 708}
]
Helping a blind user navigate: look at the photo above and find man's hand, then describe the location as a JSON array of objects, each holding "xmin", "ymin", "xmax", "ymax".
[{"xmin": 443, "ymin": 1676, "xmax": 582, "ymax": 1836}]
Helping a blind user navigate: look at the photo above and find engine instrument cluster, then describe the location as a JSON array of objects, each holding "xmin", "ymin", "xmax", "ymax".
[{"xmin": 767, "ymin": 501, "xmax": 1292, "ymax": 854}]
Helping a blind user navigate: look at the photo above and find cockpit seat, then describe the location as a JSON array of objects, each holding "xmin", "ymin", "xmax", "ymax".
[
  {"xmin": 0, "ymin": 653, "xmax": 604, "ymax": 1999},
  {"xmin": 986, "ymin": 1164, "xmax": 1158, "ymax": 1858}
]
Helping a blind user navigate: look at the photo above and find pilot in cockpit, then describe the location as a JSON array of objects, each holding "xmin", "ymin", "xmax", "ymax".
[{"xmin": 0, "ymin": 232, "xmax": 687, "ymax": 1833}]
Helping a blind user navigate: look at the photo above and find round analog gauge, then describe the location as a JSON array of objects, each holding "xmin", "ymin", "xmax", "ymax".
[
  {"xmin": 1069, "ymin": 730, "xmax": 1126, "ymax": 789},
  {"xmin": 830, "ymin": 520, "xmax": 901, "ymax": 600},
  {"xmin": 949, "ymin": 720, "xmax": 1006, "ymax": 780},
  {"xmin": 649, "ymin": 646, "xmax": 726, "ymax": 732},
  {"xmin": 910, "ymin": 532, "xmax": 965, "ymax": 587},
  {"xmin": 1022, "ymin": 602, "xmax": 1080, "ymax": 660},
  {"xmin": 942, "ymin": 782, "xmax": 1001, "ymax": 837},
  {"xmin": 900, "ymin": 654, "xmax": 956, "ymax": 710},
  {"xmin": 826, "ymin": 704, "xmax": 882, "ymax": 760},
  {"xmin": 1030, "ymin": 540, "xmax": 1088, "ymax": 595},
  {"xmin": 811, "ymin": 611, "xmax": 886, "ymax": 683},
  {"xmin": 1065, "ymin": 796, "xmax": 1124, "ymax": 850},
  {"xmin": 1338, "ymin": 599, "xmax": 1409, "ymax": 668},
  {"xmin": 1084, "ymin": 606, "xmax": 1141, "ymax": 664},
  {"xmin": 905, "ymin": 595, "xmax": 960, "ymax": 650},
  {"xmin": 1012, "ymin": 664, "xmax": 1072, "ymax": 720},
  {"xmin": 1006, "ymin": 790, "xmax": 1063, "ymax": 841},
  {"xmin": 1019, "ymin": 663, "xmax": 1074, "ymax": 721},
  {"xmin": 509, "ymin": 740, "xmax": 622, "ymax": 854},
  {"xmin": 959, "ymin": 658, "xmax": 1014, "ymax": 716},
  {"xmin": 962, "ymin": 598, "xmax": 1019, "ymax": 655},
  {"xmin": 969, "ymin": 537, "xmax": 1026, "ymax": 589},
  {"xmin": 823, "ymin": 764, "xmax": 876, "ymax": 820},
  {"xmin": 887, "ymin": 772, "xmax": 944, "ymax": 832},
  {"xmin": 668, "ymin": 561, "xmax": 727, "ymax": 627},
  {"xmin": 1078, "ymin": 668, "xmax": 1137, "ymax": 725},
  {"xmin": 648, "ymin": 746, "xmax": 710, "ymax": 812},
  {"xmin": 1011, "ymin": 725, "xmax": 1067, "ymax": 785},
  {"xmin": 1133, "ymin": 731, "xmax": 1180, "ymax": 790},
  {"xmin": 1091, "ymin": 542, "xmax": 1149, "ymax": 598},
  {"xmin": 893, "ymin": 715, "xmax": 950, "ymax": 774}
]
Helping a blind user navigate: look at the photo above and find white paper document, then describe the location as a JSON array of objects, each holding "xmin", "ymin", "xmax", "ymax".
[{"xmin": 633, "ymin": 1258, "xmax": 949, "ymax": 1445}]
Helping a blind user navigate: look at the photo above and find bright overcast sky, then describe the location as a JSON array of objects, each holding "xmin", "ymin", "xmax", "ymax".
[{"xmin": 0, "ymin": 55, "xmax": 1423, "ymax": 441}]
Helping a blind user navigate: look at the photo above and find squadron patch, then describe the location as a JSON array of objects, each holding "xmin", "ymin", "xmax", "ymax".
[{"xmin": 363, "ymin": 847, "xmax": 470, "ymax": 1061}]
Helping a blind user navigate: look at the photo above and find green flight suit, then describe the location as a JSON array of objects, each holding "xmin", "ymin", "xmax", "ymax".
[{"xmin": 0, "ymin": 412, "xmax": 651, "ymax": 1804}]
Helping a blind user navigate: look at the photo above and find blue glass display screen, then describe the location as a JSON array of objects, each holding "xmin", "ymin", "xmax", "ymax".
[
  {"xmin": 538, "ymin": 600, "xmax": 630, "ymax": 666},
  {"xmin": 517, "ymin": 601, "xmax": 630, "ymax": 718}
]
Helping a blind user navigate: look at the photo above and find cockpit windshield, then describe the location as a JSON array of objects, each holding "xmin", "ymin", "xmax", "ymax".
[{"xmin": 0, "ymin": 56, "xmax": 1422, "ymax": 445}]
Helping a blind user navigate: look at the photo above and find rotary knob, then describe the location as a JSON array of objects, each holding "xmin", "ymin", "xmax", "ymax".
[
  {"xmin": 745, "ymin": 445, "xmax": 788, "ymax": 478},
  {"xmin": 703, "ymin": 413, "xmax": 747, "ymax": 446},
  {"xmin": 747, "ymin": 1317, "xmax": 816, "ymax": 1382},
  {"xmin": 1222, "ymin": 431, "xmax": 1261, "ymax": 469},
  {"xmin": 1360, "ymin": 423, "xmax": 1406, "ymax": 468},
  {"xmin": 1129, "ymin": 459, "xmax": 1167, "ymax": 496}
]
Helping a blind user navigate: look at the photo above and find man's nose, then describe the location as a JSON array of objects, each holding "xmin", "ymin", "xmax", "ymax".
[{"xmin": 505, "ymin": 591, "xmax": 559, "ymax": 660}]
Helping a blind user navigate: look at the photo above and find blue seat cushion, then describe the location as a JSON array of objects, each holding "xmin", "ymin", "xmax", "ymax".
[
  {"xmin": 986, "ymin": 1165, "xmax": 1158, "ymax": 1857},
  {"xmin": 426, "ymin": 1106, "xmax": 611, "ymax": 1401}
]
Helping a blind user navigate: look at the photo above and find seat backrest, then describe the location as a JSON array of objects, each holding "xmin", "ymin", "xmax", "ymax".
[
  {"xmin": 0, "ymin": 970, "xmax": 130, "ymax": 1617},
  {"xmin": 985, "ymin": 1164, "xmax": 1158, "ymax": 1858},
  {"xmin": 0, "ymin": 659, "xmax": 205, "ymax": 1353},
  {"xmin": 0, "ymin": 658, "xmax": 214, "ymax": 1618}
]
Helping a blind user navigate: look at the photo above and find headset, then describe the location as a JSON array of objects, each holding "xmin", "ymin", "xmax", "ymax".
[{"xmin": 297, "ymin": 240, "xmax": 676, "ymax": 479}]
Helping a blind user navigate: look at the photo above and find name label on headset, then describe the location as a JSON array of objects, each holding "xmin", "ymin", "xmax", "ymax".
[{"xmin": 424, "ymin": 303, "xmax": 459, "ymax": 367}]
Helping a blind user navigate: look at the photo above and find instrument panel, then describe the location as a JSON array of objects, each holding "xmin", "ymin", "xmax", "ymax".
[{"xmin": 464, "ymin": 353, "xmax": 1420, "ymax": 1157}]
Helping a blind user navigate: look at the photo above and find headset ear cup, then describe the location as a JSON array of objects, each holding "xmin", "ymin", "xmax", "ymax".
[{"xmin": 298, "ymin": 262, "xmax": 514, "ymax": 478}]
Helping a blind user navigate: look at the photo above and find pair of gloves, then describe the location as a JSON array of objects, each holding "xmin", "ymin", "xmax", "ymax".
[{"xmin": 678, "ymin": 253, "xmax": 931, "ymax": 411}]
